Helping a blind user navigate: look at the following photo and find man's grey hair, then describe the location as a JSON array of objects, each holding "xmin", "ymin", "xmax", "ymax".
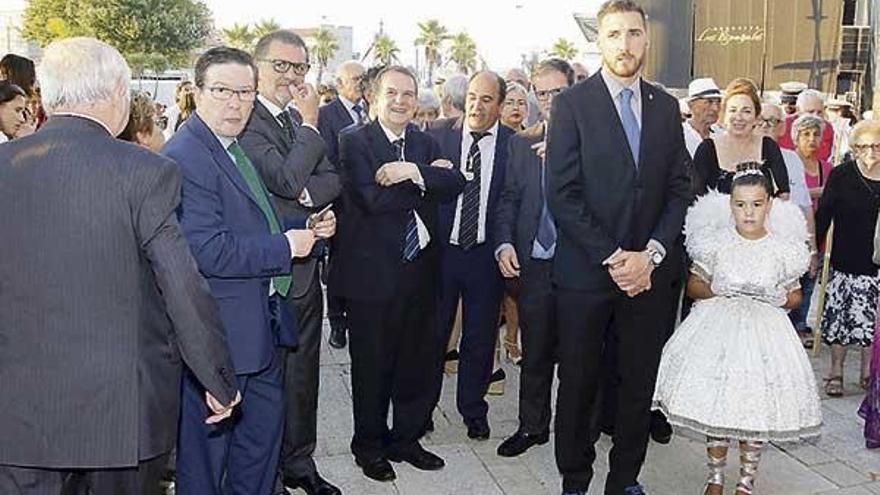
[
  {"xmin": 418, "ymin": 89, "xmax": 440, "ymax": 109},
  {"xmin": 442, "ymin": 74, "xmax": 468, "ymax": 112},
  {"xmin": 796, "ymin": 89, "xmax": 825, "ymax": 110},
  {"xmin": 791, "ymin": 114, "xmax": 825, "ymax": 143},
  {"xmin": 505, "ymin": 81, "xmax": 529, "ymax": 99},
  {"xmin": 38, "ymin": 37, "xmax": 131, "ymax": 113}
]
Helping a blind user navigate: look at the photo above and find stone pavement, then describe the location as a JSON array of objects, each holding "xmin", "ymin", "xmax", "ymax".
[{"xmin": 301, "ymin": 322, "xmax": 880, "ymax": 495}]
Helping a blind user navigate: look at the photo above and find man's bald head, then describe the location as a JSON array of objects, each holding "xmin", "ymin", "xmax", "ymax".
[
  {"xmin": 505, "ymin": 68, "xmax": 529, "ymax": 90},
  {"xmin": 336, "ymin": 60, "xmax": 366, "ymax": 102}
]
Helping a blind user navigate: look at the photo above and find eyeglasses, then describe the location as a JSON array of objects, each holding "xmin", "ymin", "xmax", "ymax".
[
  {"xmin": 535, "ymin": 87, "xmax": 566, "ymax": 100},
  {"xmin": 155, "ymin": 115, "xmax": 168, "ymax": 131},
  {"xmin": 853, "ymin": 143, "xmax": 880, "ymax": 153},
  {"xmin": 759, "ymin": 117, "xmax": 782, "ymax": 127},
  {"xmin": 258, "ymin": 58, "xmax": 311, "ymax": 76},
  {"xmin": 205, "ymin": 86, "xmax": 257, "ymax": 102}
]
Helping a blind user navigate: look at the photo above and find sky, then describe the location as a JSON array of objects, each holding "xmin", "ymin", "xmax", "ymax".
[
  {"xmin": 7, "ymin": 0, "xmax": 604, "ymax": 71},
  {"xmin": 205, "ymin": 0, "xmax": 604, "ymax": 71}
]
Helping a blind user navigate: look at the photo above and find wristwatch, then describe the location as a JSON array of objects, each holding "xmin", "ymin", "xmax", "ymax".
[{"xmin": 645, "ymin": 246, "xmax": 663, "ymax": 267}]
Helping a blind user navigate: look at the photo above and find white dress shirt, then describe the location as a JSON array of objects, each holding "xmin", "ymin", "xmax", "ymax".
[
  {"xmin": 683, "ymin": 121, "xmax": 703, "ymax": 159},
  {"xmin": 780, "ymin": 148, "xmax": 813, "ymax": 209},
  {"xmin": 450, "ymin": 121, "xmax": 499, "ymax": 246},
  {"xmin": 378, "ymin": 122, "xmax": 430, "ymax": 250},
  {"xmin": 339, "ymin": 95, "xmax": 366, "ymax": 125},
  {"xmin": 53, "ymin": 112, "xmax": 114, "ymax": 135}
]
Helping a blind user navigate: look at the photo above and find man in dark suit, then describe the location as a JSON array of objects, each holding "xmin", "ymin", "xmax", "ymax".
[
  {"xmin": 545, "ymin": 2, "xmax": 691, "ymax": 494},
  {"xmin": 0, "ymin": 37, "xmax": 239, "ymax": 495},
  {"xmin": 237, "ymin": 30, "xmax": 341, "ymax": 495},
  {"xmin": 318, "ymin": 60, "xmax": 367, "ymax": 350},
  {"xmin": 332, "ymin": 66, "xmax": 464, "ymax": 482},
  {"xmin": 494, "ymin": 58, "xmax": 574, "ymax": 458},
  {"xmin": 165, "ymin": 47, "xmax": 328, "ymax": 495},
  {"xmin": 427, "ymin": 71, "xmax": 513, "ymax": 440}
]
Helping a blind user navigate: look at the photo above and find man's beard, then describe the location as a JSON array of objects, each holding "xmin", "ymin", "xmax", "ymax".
[{"xmin": 603, "ymin": 53, "xmax": 643, "ymax": 79}]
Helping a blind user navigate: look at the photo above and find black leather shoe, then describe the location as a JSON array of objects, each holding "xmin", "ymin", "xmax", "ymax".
[
  {"xmin": 496, "ymin": 429, "xmax": 549, "ymax": 457},
  {"xmin": 465, "ymin": 417, "xmax": 490, "ymax": 440},
  {"xmin": 649, "ymin": 410, "xmax": 672, "ymax": 444},
  {"xmin": 388, "ymin": 443, "xmax": 445, "ymax": 471},
  {"xmin": 328, "ymin": 326, "xmax": 347, "ymax": 349},
  {"xmin": 282, "ymin": 472, "xmax": 341, "ymax": 495},
  {"xmin": 355, "ymin": 456, "xmax": 396, "ymax": 482}
]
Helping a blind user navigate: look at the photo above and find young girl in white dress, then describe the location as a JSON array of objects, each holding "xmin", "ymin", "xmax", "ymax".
[{"xmin": 652, "ymin": 163, "xmax": 822, "ymax": 495}]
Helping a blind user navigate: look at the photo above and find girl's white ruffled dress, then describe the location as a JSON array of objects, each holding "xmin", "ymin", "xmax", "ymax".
[{"xmin": 652, "ymin": 191, "xmax": 822, "ymax": 442}]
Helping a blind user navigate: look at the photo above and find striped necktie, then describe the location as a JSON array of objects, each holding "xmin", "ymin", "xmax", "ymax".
[
  {"xmin": 458, "ymin": 131, "xmax": 489, "ymax": 249},
  {"xmin": 392, "ymin": 138, "xmax": 420, "ymax": 261}
]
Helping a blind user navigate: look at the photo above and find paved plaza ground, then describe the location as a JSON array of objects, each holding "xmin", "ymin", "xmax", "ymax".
[{"xmin": 297, "ymin": 322, "xmax": 880, "ymax": 495}]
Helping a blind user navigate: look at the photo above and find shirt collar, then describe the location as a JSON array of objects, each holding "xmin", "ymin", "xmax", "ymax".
[
  {"xmin": 257, "ymin": 94, "xmax": 288, "ymax": 119},
  {"xmin": 338, "ymin": 95, "xmax": 363, "ymax": 113},
  {"xmin": 463, "ymin": 120, "xmax": 499, "ymax": 139},
  {"xmin": 600, "ymin": 69, "xmax": 642, "ymax": 103},
  {"xmin": 379, "ymin": 120, "xmax": 406, "ymax": 144},
  {"xmin": 52, "ymin": 112, "xmax": 115, "ymax": 136}
]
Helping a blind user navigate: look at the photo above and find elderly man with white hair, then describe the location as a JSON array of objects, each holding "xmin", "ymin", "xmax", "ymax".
[
  {"xmin": 0, "ymin": 37, "xmax": 240, "ymax": 494},
  {"xmin": 779, "ymin": 87, "xmax": 837, "ymax": 163},
  {"xmin": 440, "ymin": 73, "xmax": 467, "ymax": 119}
]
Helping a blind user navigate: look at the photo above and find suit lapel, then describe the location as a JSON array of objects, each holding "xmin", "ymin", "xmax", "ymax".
[
  {"xmin": 252, "ymin": 100, "xmax": 291, "ymax": 151},
  {"xmin": 190, "ymin": 114, "xmax": 263, "ymax": 211},
  {"xmin": 594, "ymin": 75, "xmax": 638, "ymax": 171},
  {"xmin": 334, "ymin": 99, "xmax": 355, "ymax": 127},
  {"xmin": 366, "ymin": 121, "xmax": 400, "ymax": 165},
  {"xmin": 637, "ymin": 80, "xmax": 657, "ymax": 174}
]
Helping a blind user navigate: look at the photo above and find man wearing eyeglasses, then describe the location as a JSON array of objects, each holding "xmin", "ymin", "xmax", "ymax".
[
  {"xmin": 682, "ymin": 77, "xmax": 721, "ymax": 158},
  {"xmin": 494, "ymin": 58, "xmax": 573, "ymax": 458},
  {"xmin": 237, "ymin": 30, "xmax": 343, "ymax": 495},
  {"xmin": 164, "ymin": 46, "xmax": 326, "ymax": 495}
]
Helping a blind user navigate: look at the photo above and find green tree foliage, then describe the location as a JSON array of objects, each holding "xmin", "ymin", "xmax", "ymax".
[
  {"xmin": 372, "ymin": 34, "xmax": 399, "ymax": 66},
  {"xmin": 414, "ymin": 19, "xmax": 449, "ymax": 85},
  {"xmin": 252, "ymin": 19, "xmax": 281, "ymax": 40},
  {"xmin": 547, "ymin": 38, "xmax": 579, "ymax": 61},
  {"xmin": 311, "ymin": 27, "xmax": 339, "ymax": 84},
  {"xmin": 22, "ymin": 0, "xmax": 213, "ymax": 65},
  {"xmin": 222, "ymin": 22, "xmax": 255, "ymax": 51},
  {"xmin": 448, "ymin": 32, "xmax": 477, "ymax": 74}
]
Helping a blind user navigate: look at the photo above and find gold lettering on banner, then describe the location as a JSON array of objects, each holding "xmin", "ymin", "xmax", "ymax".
[{"xmin": 697, "ymin": 25, "xmax": 765, "ymax": 46}]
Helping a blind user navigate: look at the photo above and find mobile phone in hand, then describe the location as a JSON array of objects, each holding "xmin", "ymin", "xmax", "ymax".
[{"xmin": 307, "ymin": 203, "xmax": 333, "ymax": 229}]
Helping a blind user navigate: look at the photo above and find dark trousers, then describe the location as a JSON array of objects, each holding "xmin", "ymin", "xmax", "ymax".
[
  {"xmin": 0, "ymin": 455, "xmax": 166, "ymax": 495},
  {"xmin": 177, "ymin": 351, "xmax": 284, "ymax": 495},
  {"xmin": 280, "ymin": 271, "xmax": 323, "ymax": 479},
  {"xmin": 517, "ymin": 259, "xmax": 557, "ymax": 435},
  {"xmin": 554, "ymin": 282, "xmax": 671, "ymax": 494},
  {"xmin": 346, "ymin": 255, "xmax": 437, "ymax": 461},
  {"xmin": 431, "ymin": 243, "xmax": 503, "ymax": 422}
]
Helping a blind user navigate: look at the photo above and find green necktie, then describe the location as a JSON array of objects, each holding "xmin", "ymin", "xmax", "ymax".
[{"xmin": 228, "ymin": 141, "xmax": 291, "ymax": 297}]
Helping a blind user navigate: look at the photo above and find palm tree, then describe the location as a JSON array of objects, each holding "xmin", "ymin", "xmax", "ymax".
[
  {"xmin": 222, "ymin": 23, "xmax": 255, "ymax": 51},
  {"xmin": 414, "ymin": 19, "xmax": 449, "ymax": 85},
  {"xmin": 447, "ymin": 32, "xmax": 477, "ymax": 74},
  {"xmin": 372, "ymin": 34, "xmax": 400, "ymax": 66},
  {"xmin": 311, "ymin": 27, "xmax": 339, "ymax": 84},
  {"xmin": 547, "ymin": 38, "xmax": 579, "ymax": 61},
  {"xmin": 253, "ymin": 19, "xmax": 282, "ymax": 40}
]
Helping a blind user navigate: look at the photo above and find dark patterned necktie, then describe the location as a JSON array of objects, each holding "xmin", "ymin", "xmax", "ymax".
[
  {"xmin": 458, "ymin": 131, "xmax": 489, "ymax": 249},
  {"xmin": 276, "ymin": 110, "xmax": 296, "ymax": 143},
  {"xmin": 392, "ymin": 138, "xmax": 420, "ymax": 261},
  {"xmin": 352, "ymin": 102, "xmax": 366, "ymax": 125}
]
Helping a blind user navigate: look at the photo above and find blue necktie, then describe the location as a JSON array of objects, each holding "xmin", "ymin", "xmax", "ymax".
[
  {"xmin": 535, "ymin": 159, "xmax": 557, "ymax": 253},
  {"xmin": 392, "ymin": 138, "xmax": 420, "ymax": 261},
  {"xmin": 352, "ymin": 103, "xmax": 366, "ymax": 125},
  {"xmin": 618, "ymin": 88, "xmax": 640, "ymax": 168}
]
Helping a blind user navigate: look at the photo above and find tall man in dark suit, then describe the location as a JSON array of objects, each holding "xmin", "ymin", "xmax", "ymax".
[
  {"xmin": 545, "ymin": 2, "xmax": 691, "ymax": 494},
  {"xmin": 427, "ymin": 71, "xmax": 513, "ymax": 440},
  {"xmin": 0, "ymin": 37, "xmax": 239, "ymax": 495},
  {"xmin": 165, "ymin": 47, "xmax": 330, "ymax": 495},
  {"xmin": 237, "ymin": 30, "xmax": 341, "ymax": 495},
  {"xmin": 494, "ymin": 58, "xmax": 574, "ymax": 458},
  {"xmin": 332, "ymin": 66, "xmax": 465, "ymax": 482},
  {"xmin": 319, "ymin": 60, "xmax": 367, "ymax": 350}
]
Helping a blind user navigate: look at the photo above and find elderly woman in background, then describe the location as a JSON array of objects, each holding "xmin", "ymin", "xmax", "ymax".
[
  {"xmin": 500, "ymin": 82, "xmax": 529, "ymax": 131},
  {"xmin": 864, "ymin": 121, "xmax": 880, "ymax": 447},
  {"xmin": 0, "ymin": 81, "xmax": 28, "ymax": 143},
  {"xmin": 816, "ymin": 119, "xmax": 880, "ymax": 398},
  {"xmin": 415, "ymin": 89, "xmax": 440, "ymax": 130},
  {"xmin": 118, "ymin": 91, "xmax": 165, "ymax": 152}
]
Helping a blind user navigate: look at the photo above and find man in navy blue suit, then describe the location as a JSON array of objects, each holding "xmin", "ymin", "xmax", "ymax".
[
  {"xmin": 545, "ymin": 2, "xmax": 691, "ymax": 494},
  {"xmin": 427, "ymin": 71, "xmax": 513, "ymax": 440},
  {"xmin": 332, "ymin": 66, "xmax": 464, "ymax": 482},
  {"xmin": 164, "ymin": 47, "xmax": 334, "ymax": 495}
]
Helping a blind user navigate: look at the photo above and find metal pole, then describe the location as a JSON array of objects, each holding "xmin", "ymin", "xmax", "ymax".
[{"xmin": 812, "ymin": 225, "xmax": 834, "ymax": 357}]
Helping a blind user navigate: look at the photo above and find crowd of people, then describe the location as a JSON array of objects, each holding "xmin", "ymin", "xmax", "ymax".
[{"xmin": 1, "ymin": 1, "xmax": 880, "ymax": 495}]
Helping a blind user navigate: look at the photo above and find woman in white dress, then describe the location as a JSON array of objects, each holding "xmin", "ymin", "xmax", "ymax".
[{"xmin": 653, "ymin": 163, "xmax": 822, "ymax": 495}]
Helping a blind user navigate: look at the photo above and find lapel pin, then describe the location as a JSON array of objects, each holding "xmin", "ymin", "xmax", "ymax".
[{"xmin": 648, "ymin": 93, "xmax": 653, "ymax": 101}]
